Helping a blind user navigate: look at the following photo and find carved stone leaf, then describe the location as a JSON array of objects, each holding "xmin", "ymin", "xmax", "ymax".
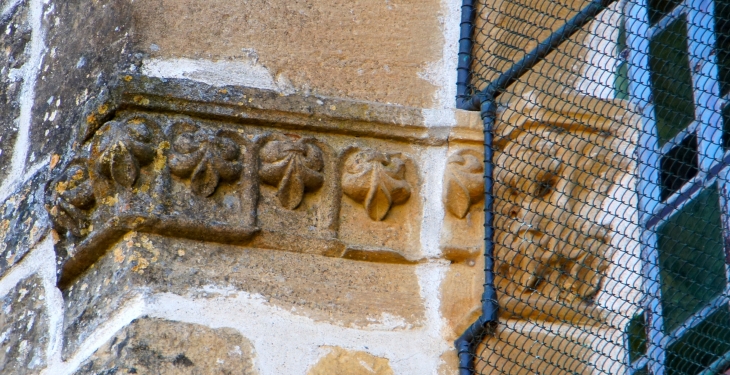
[
  {"xmin": 444, "ymin": 151, "xmax": 484, "ymax": 218},
  {"xmin": 342, "ymin": 150, "xmax": 411, "ymax": 221},
  {"xmin": 168, "ymin": 150, "xmax": 202, "ymax": 178},
  {"xmin": 109, "ymin": 142, "xmax": 138, "ymax": 188},
  {"xmin": 168, "ymin": 124, "xmax": 243, "ymax": 197},
  {"xmin": 96, "ymin": 119, "xmax": 156, "ymax": 188},
  {"xmin": 259, "ymin": 136, "xmax": 324, "ymax": 209},
  {"xmin": 190, "ymin": 158, "xmax": 220, "ymax": 197},
  {"xmin": 46, "ymin": 164, "xmax": 96, "ymax": 237}
]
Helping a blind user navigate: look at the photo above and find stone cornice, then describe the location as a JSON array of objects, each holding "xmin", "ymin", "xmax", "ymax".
[{"xmin": 82, "ymin": 75, "xmax": 454, "ymax": 147}]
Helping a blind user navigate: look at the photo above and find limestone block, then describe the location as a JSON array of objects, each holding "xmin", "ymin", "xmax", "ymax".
[
  {"xmin": 338, "ymin": 143, "xmax": 423, "ymax": 262},
  {"xmin": 472, "ymin": 0, "xmax": 592, "ymax": 97},
  {"xmin": 0, "ymin": 0, "xmax": 30, "ymax": 183},
  {"xmin": 75, "ymin": 318, "xmax": 257, "ymax": 375},
  {"xmin": 476, "ymin": 319, "xmax": 597, "ymax": 375},
  {"xmin": 307, "ymin": 347, "xmax": 393, "ymax": 375},
  {"xmin": 132, "ymin": 0, "xmax": 443, "ymax": 108},
  {"xmin": 440, "ymin": 261, "xmax": 483, "ymax": 339},
  {"xmin": 0, "ymin": 275, "xmax": 49, "ymax": 374},
  {"xmin": 0, "ymin": 173, "xmax": 48, "ymax": 278},
  {"xmin": 62, "ymin": 233, "xmax": 426, "ymax": 359},
  {"xmin": 28, "ymin": 0, "xmax": 134, "ymax": 168}
]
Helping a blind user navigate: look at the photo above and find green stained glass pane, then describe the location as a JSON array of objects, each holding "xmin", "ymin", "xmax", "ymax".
[
  {"xmin": 657, "ymin": 185, "xmax": 727, "ymax": 333},
  {"xmin": 716, "ymin": 0, "xmax": 730, "ymax": 96},
  {"xmin": 649, "ymin": 19, "xmax": 696, "ymax": 146},
  {"xmin": 667, "ymin": 307, "xmax": 730, "ymax": 375},
  {"xmin": 628, "ymin": 312, "xmax": 648, "ymax": 363},
  {"xmin": 648, "ymin": 0, "xmax": 682, "ymax": 24}
]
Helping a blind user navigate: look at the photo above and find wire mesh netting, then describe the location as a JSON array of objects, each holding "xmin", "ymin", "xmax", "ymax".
[{"xmin": 457, "ymin": 0, "xmax": 730, "ymax": 373}]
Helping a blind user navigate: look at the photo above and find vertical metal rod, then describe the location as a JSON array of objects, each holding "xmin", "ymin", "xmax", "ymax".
[
  {"xmin": 456, "ymin": 0, "xmax": 476, "ymax": 110},
  {"xmin": 454, "ymin": 99, "xmax": 499, "ymax": 375}
]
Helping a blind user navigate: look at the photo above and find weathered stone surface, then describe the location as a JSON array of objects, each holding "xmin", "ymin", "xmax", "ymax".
[
  {"xmin": 0, "ymin": 0, "xmax": 30, "ymax": 184},
  {"xmin": 27, "ymin": 0, "xmax": 134, "ymax": 167},
  {"xmin": 0, "ymin": 172, "xmax": 49, "ymax": 278},
  {"xmin": 440, "ymin": 146, "xmax": 484, "ymax": 264},
  {"xmin": 0, "ymin": 275, "xmax": 49, "ymax": 374},
  {"xmin": 62, "ymin": 233, "xmax": 425, "ymax": 359},
  {"xmin": 133, "ymin": 0, "xmax": 443, "ymax": 108},
  {"xmin": 48, "ymin": 100, "xmax": 432, "ymax": 286},
  {"xmin": 440, "ymin": 261, "xmax": 483, "ymax": 339},
  {"xmin": 307, "ymin": 347, "xmax": 393, "ymax": 375},
  {"xmin": 488, "ymin": 93, "xmax": 636, "ymax": 322},
  {"xmin": 476, "ymin": 319, "xmax": 595, "ymax": 375},
  {"xmin": 75, "ymin": 318, "xmax": 257, "ymax": 375}
]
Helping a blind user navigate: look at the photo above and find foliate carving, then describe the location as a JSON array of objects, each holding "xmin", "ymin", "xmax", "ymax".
[
  {"xmin": 259, "ymin": 134, "xmax": 324, "ymax": 209},
  {"xmin": 47, "ymin": 163, "xmax": 96, "ymax": 237},
  {"xmin": 95, "ymin": 119, "xmax": 156, "ymax": 188},
  {"xmin": 342, "ymin": 150, "xmax": 411, "ymax": 221},
  {"xmin": 495, "ymin": 123, "xmax": 631, "ymax": 304},
  {"xmin": 443, "ymin": 150, "xmax": 484, "ymax": 218},
  {"xmin": 168, "ymin": 123, "xmax": 243, "ymax": 197}
]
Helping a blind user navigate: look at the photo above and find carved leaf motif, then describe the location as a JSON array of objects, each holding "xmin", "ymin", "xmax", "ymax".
[
  {"xmin": 168, "ymin": 124, "xmax": 243, "ymax": 197},
  {"xmin": 109, "ymin": 142, "xmax": 137, "ymax": 188},
  {"xmin": 96, "ymin": 119, "xmax": 155, "ymax": 188},
  {"xmin": 46, "ymin": 163, "xmax": 96, "ymax": 237},
  {"xmin": 190, "ymin": 159, "xmax": 219, "ymax": 197},
  {"xmin": 443, "ymin": 150, "xmax": 484, "ymax": 218},
  {"xmin": 342, "ymin": 150, "xmax": 411, "ymax": 221},
  {"xmin": 259, "ymin": 136, "xmax": 324, "ymax": 209}
]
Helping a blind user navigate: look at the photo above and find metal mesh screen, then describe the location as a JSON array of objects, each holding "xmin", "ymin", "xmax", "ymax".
[{"xmin": 455, "ymin": 0, "xmax": 730, "ymax": 373}]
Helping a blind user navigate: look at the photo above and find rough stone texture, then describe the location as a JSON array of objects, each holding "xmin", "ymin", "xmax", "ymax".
[
  {"xmin": 0, "ymin": 275, "xmax": 48, "ymax": 374},
  {"xmin": 0, "ymin": 171, "xmax": 49, "ymax": 278},
  {"xmin": 27, "ymin": 0, "xmax": 134, "ymax": 167},
  {"xmin": 0, "ymin": 0, "xmax": 30, "ymax": 184},
  {"xmin": 62, "ymin": 233, "xmax": 425, "ymax": 359},
  {"xmin": 307, "ymin": 347, "xmax": 393, "ymax": 375},
  {"xmin": 440, "ymin": 260, "xmax": 483, "ymax": 339},
  {"xmin": 132, "ymin": 0, "xmax": 443, "ymax": 108},
  {"xmin": 46, "ymin": 91, "xmax": 433, "ymax": 287},
  {"xmin": 75, "ymin": 318, "xmax": 257, "ymax": 375},
  {"xmin": 492, "ymin": 93, "xmax": 636, "ymax": 322},
  {"xmin": 477, "ymin": 319, "xmax": 595, "ymax": 375},
  {"xmin": 472, "ymin": 0, "xmax": 593, "ymax": 100}
]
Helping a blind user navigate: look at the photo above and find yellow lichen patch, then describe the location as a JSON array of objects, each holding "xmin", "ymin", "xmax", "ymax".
[
  {"xmin": 153, "ymin": 141, "xmax": 170, "ymax": 172},
  {"xmin": 133, "ymin": 95, "xmax": 150, "ymax": 105},
  {"xmin": 101, "ymin": 194, "xmax": 119, "ymax": 206},
  {"xmin": 114, "ymin": 247, "xmax": 126, "ymax": 264},
  {"xmin": 55, "ymin": 181, "xmax": 69, "ymax": 195},
  {"xmin": 72, "ymin": 169, "xmax": 84, "ymax": 181},
  {"xmin": 129, "ymin": 251, "xmax": 150, "ymax": 274}
]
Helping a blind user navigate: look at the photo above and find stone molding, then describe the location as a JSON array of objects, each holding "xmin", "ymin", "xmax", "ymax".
[{"xmin": 47, "ymin": 76, "xmax": 439, "ymax": 288}]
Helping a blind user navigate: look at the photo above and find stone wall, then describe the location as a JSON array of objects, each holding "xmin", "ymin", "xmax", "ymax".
[{"xmin": 0, "ymin": 0, "xmax": 639, "ymax": 374}]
